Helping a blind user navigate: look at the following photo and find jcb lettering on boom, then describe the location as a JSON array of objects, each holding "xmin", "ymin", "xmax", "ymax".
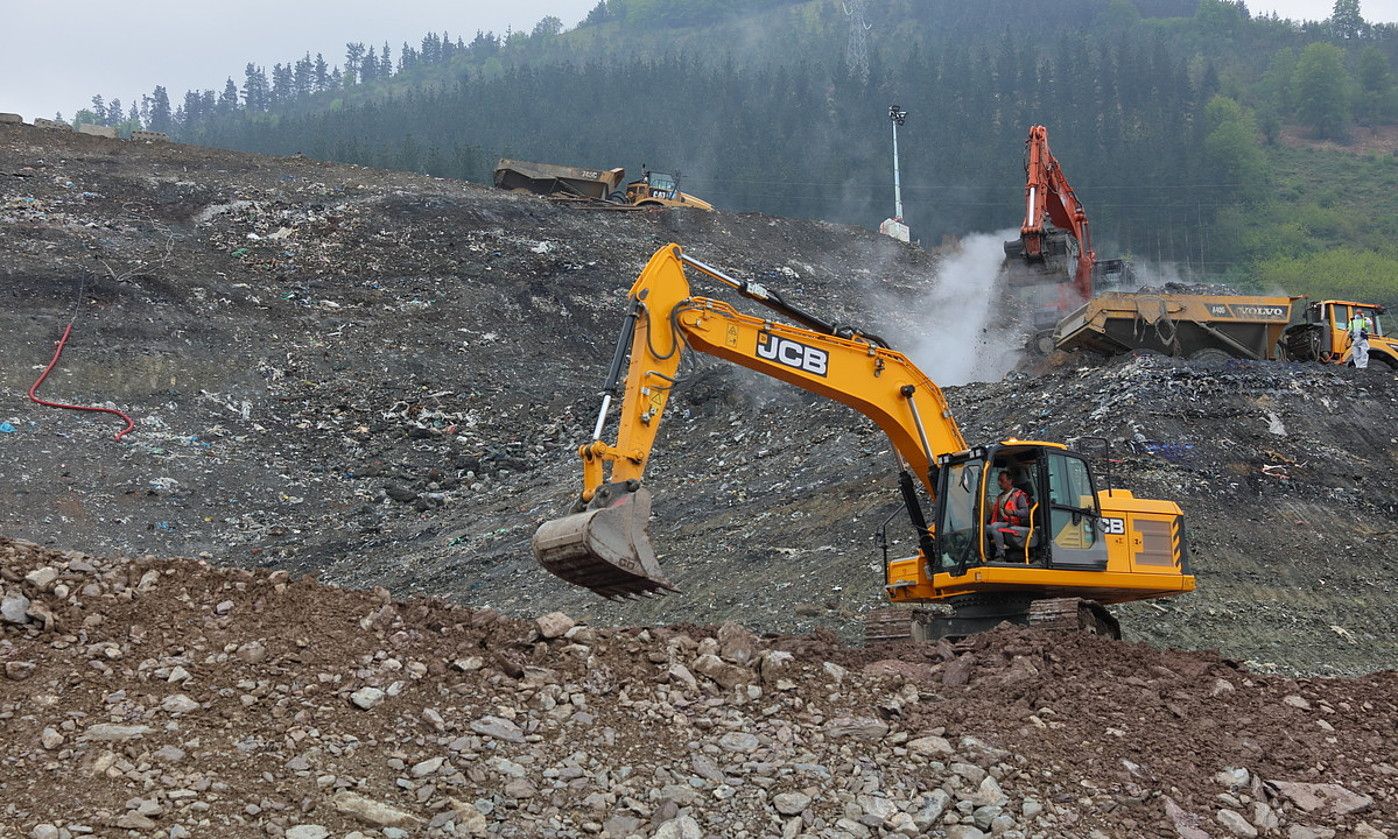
[{"xmin": 756, "ymin": 333, "xmax": 828, "ymax": 376}]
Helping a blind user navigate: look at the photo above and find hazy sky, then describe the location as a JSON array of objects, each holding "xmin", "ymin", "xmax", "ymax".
[{"xmin": 2, "ymin": 0, "xmax": 1394, "ymax": 122}]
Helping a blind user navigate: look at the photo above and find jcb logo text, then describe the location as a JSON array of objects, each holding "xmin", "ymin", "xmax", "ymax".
[{"xmin": 756, "ymin": 334, "xmax": 828, "ymax": 377}]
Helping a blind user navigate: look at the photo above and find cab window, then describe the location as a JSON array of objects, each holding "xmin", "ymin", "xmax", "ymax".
[{"xmin": 1046, "ymin": 453, "xmax": 1098, "ymax": 550}]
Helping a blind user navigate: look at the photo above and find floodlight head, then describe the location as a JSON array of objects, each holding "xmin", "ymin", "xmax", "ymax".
[{"xmin": 888, "ymin": 104, "xmax": 907, "ymax": 125}]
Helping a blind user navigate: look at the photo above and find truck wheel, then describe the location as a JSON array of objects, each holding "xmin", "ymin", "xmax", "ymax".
[{"xmin": 1189, "ymin": 348, "xmax": 1233, "ymax": 366}]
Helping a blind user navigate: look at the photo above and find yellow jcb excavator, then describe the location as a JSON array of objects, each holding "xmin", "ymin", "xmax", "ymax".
[{"xmin": 532, "ymin": 244, "xmax": 1195, "ymax": 639}]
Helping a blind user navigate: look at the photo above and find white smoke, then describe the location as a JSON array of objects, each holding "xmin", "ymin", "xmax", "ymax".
[{"xmin": 902, "ymin": 229, "xmax": 1023, "ymax": 386}]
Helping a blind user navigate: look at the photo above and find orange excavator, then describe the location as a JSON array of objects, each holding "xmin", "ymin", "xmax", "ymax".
[{"xmin": 1002, "ymin": 125, "xmax": 1129, "ymax": 352}]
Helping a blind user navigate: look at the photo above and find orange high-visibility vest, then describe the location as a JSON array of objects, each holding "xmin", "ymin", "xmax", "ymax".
[{"xmin": 992, "ymin": 488, "xmax": 1028, "ymax": 527}]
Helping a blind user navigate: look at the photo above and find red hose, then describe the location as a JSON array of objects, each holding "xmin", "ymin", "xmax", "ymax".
[{"xmin": 28, "ymin": 323, "xmax": 136, "ymax": 442}]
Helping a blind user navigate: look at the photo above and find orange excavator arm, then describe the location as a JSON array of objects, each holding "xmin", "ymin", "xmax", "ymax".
[{"xmin": 1019, "ymin": 124, "xmax": 1098, "ymax": 301}]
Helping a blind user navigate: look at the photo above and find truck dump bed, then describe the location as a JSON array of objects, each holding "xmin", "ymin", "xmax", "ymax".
[
  {"xmin": 493, "ymin": 159, "xmax": 626, "ymax": 201},
  {"xmin": 1054, "ymin": 292, "xmax": 1302, "ymax": 361}
]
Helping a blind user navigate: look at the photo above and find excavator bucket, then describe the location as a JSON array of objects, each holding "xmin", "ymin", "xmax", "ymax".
[{"xmin": 531, "ymin": 487, "xmax": 678, "ymax": 598}]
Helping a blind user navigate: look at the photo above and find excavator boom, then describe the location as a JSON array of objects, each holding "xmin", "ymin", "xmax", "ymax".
[{"xmin": 533, "ymin": 244, "xmax": 964, "ymax": 598}]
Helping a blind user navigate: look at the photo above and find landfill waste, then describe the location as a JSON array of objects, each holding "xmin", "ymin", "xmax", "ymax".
[{"xmin": 0, "ymin": 123, "xmax": 1395, "ymax": 682}]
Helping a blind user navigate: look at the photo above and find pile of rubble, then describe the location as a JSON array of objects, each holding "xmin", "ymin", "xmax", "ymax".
[{"xmin": 2, "ymin": 537, "xmax": 1395, "ymax": 838}]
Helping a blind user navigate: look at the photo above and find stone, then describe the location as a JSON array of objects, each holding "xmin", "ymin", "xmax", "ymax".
[
  {"xmin": 1217, "ymin": 809, "xmax": 1259, "ymax": 837},
  {"xmin": 412, "ymin": 756, "xmax": 444, "ymax": 777},
  {"xmin": 114, "ymin": 814, "xmax": 156, "ymax": 830},
  {"xmin": 758, "ymin": 650, "xmax": 796, "ymax": 684},
  {"xmin": 946, "ymin": 826, "xmax": 987, "ymax": 839},
  {"xmin": 693, "ymin": 653, "xmax": 751, "ymax": 689},
  {"xmin": 717, "ymin": 621, "xmax": 758, "ymax": 664},
  {"xmin": 470, "ymin": 715, "xmax": 525, "ymax": 743},
  {"xmin": 154, "ymin": 745, "xmax": 186, "ymax": 763},
  {"xmin": 972, "ymin": 775, "xmax": 1007, "ymax": 806},
  {"xmin": 1282, "ymin": 694, "xmax": 1312, "ymax": 710},
  {"xmin": 773, "ymin": 791, "xmax": 811, "ymax": 815},
  {"xmin": 331, "ymin": 791, "xmax": 424, "ymax": 828},
  {"xmin": 913, "ymin": 790, "xmax": 951, "ymax": 830},
  {"xmin": 943, "ymin": 652, "xmax": 976, "ymax": 686},
  {"xmin": 1252, "ymin": 801, "xmax": 1280, "ymax": 832},
  {"xmin": 668, "ymin": 663, "xmax": 698, "ymax": 691},
  {"xmin": 651, "ymin": 815, "xmax": 701, "ymax": 839},
  {"xmin": 718, "ymin": 731, "xmax": 760, "ymax": 753},
  {"xmin": 535, "ymin": 611, "xmax": 576, "ymax": 639},
  {"xmin": 285, "ymin": 827, "xmax": 330, "ymax": 839},
  {"xmin": 822, "ymin": 661, "xmax": 848, "ymax": 684},
  {"xmin": 907, "ymin": 734, "xmax": 953, "ymax": 757},
  {"xmin": 4, "ymin": 661, "xmax": 36, "ymax": 680},
  {"xmin": 1350, "ymin": 824, "xmax": 1388, "ymax": 839},
  {"xmin": 951, "ymin": 761, "xmax": 987, "ymax": 785},
  {"xmin": 350, "ymin": 687, "xmax": 385, "ymax": 709},
  {"xmin": 30, "ymin": 825, "xmax": 59, "ymax": 839},
  {"xmin": 1164, "ymin": 796, "xmax": 1212, "ymax": 839},
  {"xmin": 1021, "ymin": 799, "xmax": 1043, "ymax": 820},
  {"xmin": 1286, "ymin": 828, "xmax": 1336, "ymax": 839},
  {"xmin": 40, "ymin": 727, "xmax": 63, "ymax": 750},
  {"xmin": 822, "ymin": 716, "xmax": 888, "ymax": 742},
  {"xmin": 25, "ymin": 567, "xmax": 59, "ymax": 590},
  {"xmin": 80, "ymin": 723, "xmax": 151, "ymax": 742},
  {"xmin": 503, "ymin": 778, "xmax": 536, "ymax": 799},
  {"xmin": 448, "ymin": 800, "xmax": 488, "ymax": 836},
  {"xmin": 1, "ymin": 593, "xmax": 31, "ymax": 624},
  {"xmin": 887, "ymin": 812, "xmax": 919, "ymax": 837},
  {"xmin": 1216, "ymin": 768, "xmax": 1250, "ymax": 788},
  {"xmin": 161, "ymin": 694, "xmax": 200, "ymax": 715},
  {"xmin": 1266, "ymin": 780, "xmax": 1374, "ymax": 816}
]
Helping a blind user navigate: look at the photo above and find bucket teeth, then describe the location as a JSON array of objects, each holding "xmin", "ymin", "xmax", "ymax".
[{"xmin": 532, "ymin": 487, "xmax": 678, "ymax": 598}]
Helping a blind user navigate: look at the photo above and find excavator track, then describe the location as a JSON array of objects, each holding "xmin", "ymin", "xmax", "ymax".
[{"xmin": 1027, "ymin": 597, "xmax": 1121, "ymax": 639}]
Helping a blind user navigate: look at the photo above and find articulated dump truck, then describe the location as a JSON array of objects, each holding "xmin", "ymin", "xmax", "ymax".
[
  {"xmin": 1053, "ymin": 292, "xmax": 1301, "ymax": 363},
  {"xmin": 493, "ymin": 159, "xmax": 713, "ymax": 211},
  {"xmin": 1053, "ymin": 293, "xmax": 1395, "ymax": 368}
]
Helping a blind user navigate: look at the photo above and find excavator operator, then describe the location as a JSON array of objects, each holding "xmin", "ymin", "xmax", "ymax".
[{"xmin": 988, "ymin": 470, "xmax": 1031, "ymax": 560}]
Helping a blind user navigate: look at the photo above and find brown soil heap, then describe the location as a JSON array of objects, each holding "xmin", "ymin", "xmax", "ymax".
[{"xmin": 2, "ymin": 538, "xmax": 1394, "ymax": 838}]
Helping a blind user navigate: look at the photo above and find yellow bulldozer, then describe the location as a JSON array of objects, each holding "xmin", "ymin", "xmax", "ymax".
[{"xmin": 532, "ymin": 244, "xmax": 1195, "ymax": 640}]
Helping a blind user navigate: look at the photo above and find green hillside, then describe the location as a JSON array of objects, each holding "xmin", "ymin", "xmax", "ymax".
[{"xmin": 82, "ymin": 0, "xmax": 1398, "ymax": 303}]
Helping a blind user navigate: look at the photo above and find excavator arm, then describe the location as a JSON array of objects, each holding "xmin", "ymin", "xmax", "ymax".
[
  {"xmin": 533, "ymin": 243, "xmax": 967, "ymax": 597},
  {"xmin": 1018, "ymin": 124, "xmax": 1098, "ymax": 301}
]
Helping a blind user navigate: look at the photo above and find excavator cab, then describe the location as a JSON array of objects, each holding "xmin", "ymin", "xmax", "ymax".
[{"xmin": 931, "ymin": 442, "xmax": 1105, "ymax": 573}]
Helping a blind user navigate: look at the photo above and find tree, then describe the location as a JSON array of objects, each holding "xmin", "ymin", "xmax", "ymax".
[
  {"xmin": 218, "ymin": 79, "xmax": 240, "ymax": 115},
  {"xmin": 149, "ymin": 85, "xmax": 172, "ymax": 132},
  {"xmin": 381, "ymin": 43, "xmax": 393, "ymax": 78},
  {"xmin": 1293, "ymin": 42, "xmax": 1351, "ymax": 138},
  {"xmin": 345, "ymin": 43, "xmax": 366, "ymax": 85},
  {"xmin": 1202, "ymin": 94, "xmax": 1269, "ymax": 204},
  {"xmin": 1356, "ymin": 45, "xmax": 1393, "ymax": 124},
  {"xmin": 243, "ymin": 64, "xmax": 270, "ymax": 112},
  {"xmin": 533, "ymin": 15, "xmax": 564, "ymax": 38},
  {"xmin": 314, "ymin": 53, "xmax": 330, "ymax": 92},
  {"xmin": 1328, "ymin": 0, "xmax": 1368, "ymax": 40}
]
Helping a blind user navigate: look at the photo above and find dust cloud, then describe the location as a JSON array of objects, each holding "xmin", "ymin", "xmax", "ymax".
[{"xmin": 901, "ymin": 229, "xmax": 1023, "ymax": 386}]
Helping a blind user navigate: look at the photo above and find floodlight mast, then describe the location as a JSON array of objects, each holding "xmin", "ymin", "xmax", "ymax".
[{"xmin": 889, "ymin": 105, "xmax": 907, "ymax": 221}]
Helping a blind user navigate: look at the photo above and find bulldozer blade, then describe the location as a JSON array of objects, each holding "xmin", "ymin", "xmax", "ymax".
[{"xmin": 532, "ymin": 487, "xmax": 678, "ymax": 598}]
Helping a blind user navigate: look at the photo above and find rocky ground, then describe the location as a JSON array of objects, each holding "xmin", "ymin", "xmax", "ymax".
[
  {"xmin": 3, "ymin": 124, "xmax": 1395, "ymax": 677},
  {"xmin": 2, "ymin": 537, "xmax": 1396, "ymax": 839}
]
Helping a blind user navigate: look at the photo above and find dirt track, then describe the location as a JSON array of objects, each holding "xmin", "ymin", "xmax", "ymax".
[{"xmin": 0, "ymin": 124, "xmax": 1396, "ymax": 682}]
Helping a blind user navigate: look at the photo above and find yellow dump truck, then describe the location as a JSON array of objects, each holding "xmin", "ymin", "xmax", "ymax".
[
  {"xmin": 493, "ymin": 159, "xmax": 712, "ymax": 211},
  {"xmin": 1053, "ymin": 292, "xmax": 1301, "ymax": 362},
  {"xmin": 1054, "ymin": 293, "xmax": 1396, "ymax": 368}
]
